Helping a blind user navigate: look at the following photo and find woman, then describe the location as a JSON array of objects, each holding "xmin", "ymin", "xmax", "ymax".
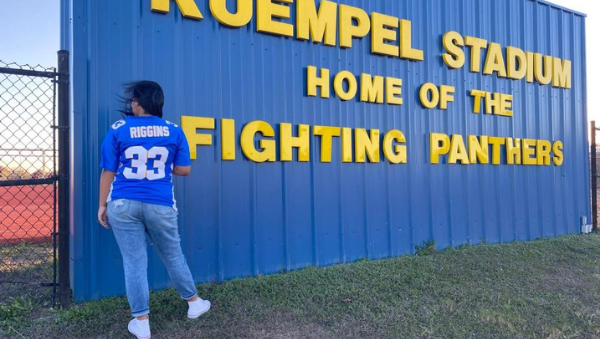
[{"xmin": 98, "ymin": 81, "xmax": 210, "ymax": 339}]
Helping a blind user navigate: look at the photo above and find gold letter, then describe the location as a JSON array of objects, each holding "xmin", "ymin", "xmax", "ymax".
[
  {"xmin": 464, "ymin": 36, "xmax": 487, "ymax": 73},
  {"xmin": 181, "ymin": 116, "xmax": 215, "ymax": 160},
  {"xmin": 297, "ymin": 0, "xmax": 337, "ymax": 46},
  {"xmin": 360, "ymin": 73, "xmax": 384, "ymax": 104},
  {"xmin": 386, "ymin": 77, "xmax": 403, "ymax": 105},
  {"xmin": 371, "ymin": 13, "xmax": 399, "ymax": 57},
  {"xmin": 420, "ymin": 83, "xmax": 439, "ymax": 109},
  {"xmin": 442, "ymin": 31, "xmax": 465, "ymax": 69},
  {"xmin": 339, "ymin": 5, "xmax": 370, "ymax": 48},
  {"xmin": 534, "ymin": 53, "xmax": 552, "ymax": 85},
  {"xmin": 439, "ymin": 85, "xmax": 455, "ymax": 110},
  {"xmin": 399, "ymin": 20, "xmax": 424, "ymax": 61},
  {"xmin": 468, "ymin": 135, "xmax": 489, "ymax": 164},
  {"xmin": 485, "ymin": 92, "xmax": 501, "ymax": 115},
  {"xmin": 221, "ymin": 118, "xmax": 236, "ymax": 160},
  {"xmin": 448, "ymin": 135, "xmax": 470, "ymax": 164},
  {"xmin": 526, "ymin": 52, "xmax": 535, "ymax": 83},
  {"xmin": 210, "ymin": 0, "xmax": 252, "ymax": 27},
  {"xmin": 334, "ymin": 70, "xmax": 358, "ymax": 101},
  {"xmin": 307, "ymin": 66, "xmax": 330, "ymax": 98},
  {"xmin": 507, "ymin": 46, "xmax": 526, "ymax": 80},
  {"xmin": 280, "ymin": 123, "xmax": 310, "ymax": 162},
  {"xmin": 151, "ymin": 0, "xmax": 204, "ymax": 20},
  {"xmin": 553, "ymin": 141, "xmax": 563, "ymax": 166},
  {"xmin": 552, "ymin": 58, "xmax": 572, "ymax": 89},
  {"xmin": 240, "ymin": 121, "xmax": 276, "ymax": 162},
  {"xmin": 522, "ymin": 139, "xmax": 537, "ymax": 165},
  {"xmin": 470, "ymin": 90, "xmax": 486, "ymax": 114},
  {"xmin": 488, "ymin": 137, "xmax": 506, "ymax": 165},
  {"xmin": 506, "ymin": 138, "xmax": 521, "ymax": 165},
  {"xmin": 483, "ymin": 42, "xmax": 507, "ymax": 77},
  {"xmin": 383, "ymin": 130, "xmax": 407, "ymax": 164},
  {"xmin": 430, "ymin": 133, "xmax": 450, "ymax": 164},
  {"xmin": 314, "ymin": 126, "xmax": 341, "ymax": 162},
  {"xmin": 499, "ymin": 94, "xmax": 513, "ymax": 117},
  {"xmin": 257, "ymin": 0, "xmax": 294, "ymax": 37},
  {"xmin": 342, "ymin": 127, "xmax": 353, "ymax": 162},
  {"xmin": 537, "ymin": 140, "xmax": 552, "ymax": 166},
  {"xmin": 355, "ymin": 128, "xmax": 380, "ymax": 163}
]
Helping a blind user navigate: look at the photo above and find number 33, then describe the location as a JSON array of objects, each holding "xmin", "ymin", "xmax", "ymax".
[{"xmin": 123, "ymin": 146, "xmax": 169, "ymax": 180}]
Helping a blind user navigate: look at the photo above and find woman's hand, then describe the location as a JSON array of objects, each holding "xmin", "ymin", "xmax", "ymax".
[
  {"xmin": 98, "ymin": 205, "xmax": 109, "ymax": 229},
  {"xmin": 98, "ymin": 170, "xmax": 116, "ymax": 229}
]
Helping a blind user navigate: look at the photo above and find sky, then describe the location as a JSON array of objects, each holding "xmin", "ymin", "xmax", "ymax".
[
  {"xmin": 0, "ymin": 1, "xmax": 59, "ymax": 69},
  {"xmin": 547, "ymin": 0, "xmax": 598, "ymax": 124},
  {"xmin": 0, "ymin": 0, "xmax": 597, "ymax": 122}
]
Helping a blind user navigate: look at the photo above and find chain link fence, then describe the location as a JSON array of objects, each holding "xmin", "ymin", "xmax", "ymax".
[{"xmin": 0, "ymin": 61, "xmax": 58, "ymax": 306}]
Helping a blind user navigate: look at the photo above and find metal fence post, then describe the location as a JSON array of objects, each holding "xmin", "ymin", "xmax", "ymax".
[
  {"xmin": 57, "ymin": 50, "xmax": 71, "ymax": 307},
  {"xmin": 592, "ymin": 121, "xmax": 598, "ymax": 232}
]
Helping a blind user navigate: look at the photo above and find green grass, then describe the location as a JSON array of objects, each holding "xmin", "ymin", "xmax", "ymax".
[
  {"xmin": 3, "ymin": 234, "xmax": 600, "ymax": 338},
  {"xmin": 0, "ymin": 242, "xmax": 55, "ymax": 308}
]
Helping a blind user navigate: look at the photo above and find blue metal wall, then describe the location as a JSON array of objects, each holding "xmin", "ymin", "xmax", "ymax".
[{"xmin": 65, "ymin": 0, "xmax": 589, "ymax": 301}]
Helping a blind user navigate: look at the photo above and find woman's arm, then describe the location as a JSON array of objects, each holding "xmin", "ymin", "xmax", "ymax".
[
  {"xmin": 172, "ymin": 165, "xmax": 191, "ymax": 176},
  {"xmin": 98, "ymin": 169, "xmax": 116, "ymax": 229}
]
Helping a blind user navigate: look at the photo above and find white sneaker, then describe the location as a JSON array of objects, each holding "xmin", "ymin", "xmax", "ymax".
[
  {"xmin": 187, "ymin": 298, "xmax": 211, "ymax": 319},
  {"xmin": 128, "ymin": 318, "xmax": 151, "ymax": 339}
]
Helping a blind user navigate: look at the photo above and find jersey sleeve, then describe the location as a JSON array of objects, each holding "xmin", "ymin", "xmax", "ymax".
[
  {"xmin": 100, "ymin": 128, "xmax": 120, "ymax": 172},
  {"xmin": 173, "ymin": 127, "xmax": 191, "ymax": 167}
]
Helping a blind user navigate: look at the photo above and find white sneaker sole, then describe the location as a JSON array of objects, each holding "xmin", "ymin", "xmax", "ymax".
[{"xmin": 188, "ymin": 300, "xmax": 211, "ymax": 319}]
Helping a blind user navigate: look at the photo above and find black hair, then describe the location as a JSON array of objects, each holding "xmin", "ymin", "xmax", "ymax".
[{"xmin": 118, "ymin": 80, "xmax": 164, "ymax": 117}]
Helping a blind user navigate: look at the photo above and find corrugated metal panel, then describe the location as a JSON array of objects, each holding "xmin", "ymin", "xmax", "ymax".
[{"xmin": 65, "ymin": 0, "xmax": 589, "ymax": 301}]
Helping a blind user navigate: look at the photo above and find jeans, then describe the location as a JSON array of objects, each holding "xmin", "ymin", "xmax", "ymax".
[{"xmin": 108, "ymin": 199, "xmax": 198, "ymax": 317}]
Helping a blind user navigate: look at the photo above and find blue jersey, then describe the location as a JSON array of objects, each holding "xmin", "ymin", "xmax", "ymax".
[{"xmin": 100, "ymin": 116, "xmax": 191, "ymax": 208}]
